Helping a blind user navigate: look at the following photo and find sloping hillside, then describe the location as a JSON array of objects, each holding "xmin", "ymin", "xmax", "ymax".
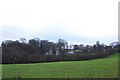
[{"xmin": 2, "ymin": 53, "xmax": 118, "ymax": 78}]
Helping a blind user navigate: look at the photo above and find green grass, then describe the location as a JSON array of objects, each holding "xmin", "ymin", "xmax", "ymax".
[
  {"xmin": 0, "ymin": 65, "xmax": 2, "ymax": 79},
  {"xmin": 2, "ymin": 53, "xmax": 118, "ymax": 78}
]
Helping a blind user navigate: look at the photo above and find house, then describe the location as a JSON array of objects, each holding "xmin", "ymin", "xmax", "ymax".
[
  {"xmin": 45, "ymin": 49, "xmax": 60, "ymax": 55},
  {"xmin": 67, "ymin": 51, "xmax": 74, "ymax": 54}
]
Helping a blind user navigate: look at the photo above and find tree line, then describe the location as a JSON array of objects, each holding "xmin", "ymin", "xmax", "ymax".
[{"xmin": 1, "ymin": 38, "xmax": 120, "ymax": 64}]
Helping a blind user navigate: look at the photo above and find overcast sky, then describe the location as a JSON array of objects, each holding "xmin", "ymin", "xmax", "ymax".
[{"xmin": 0, "ymin": 0, "xmax": 119, "ymax": 45}]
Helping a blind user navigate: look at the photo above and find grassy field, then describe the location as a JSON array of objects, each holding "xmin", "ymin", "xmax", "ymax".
[
  {"xmin": 0, "ymin": 65, "xmax": 2, "ymax": 79},
  {"xmin": 2, "ymin": 53, "xmax": 118, "ymax": 78}
]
